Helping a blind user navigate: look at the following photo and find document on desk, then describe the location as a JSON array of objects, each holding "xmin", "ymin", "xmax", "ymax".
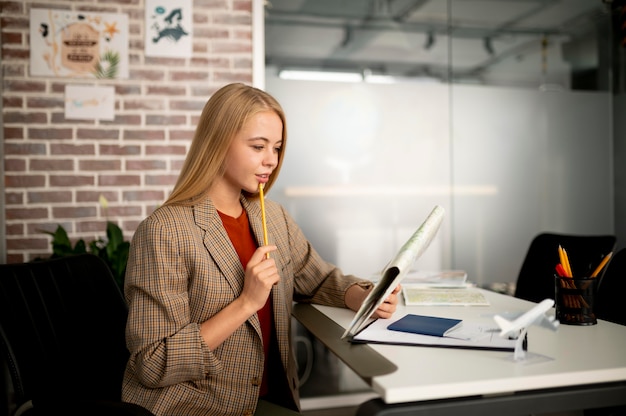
[
  {"xmin": 342, "ymin": 205, "xmax": 445, "ymax": 339},
  {"xmin": 352, "ymin": 315, "xmax": 517, "ymax": 351}
]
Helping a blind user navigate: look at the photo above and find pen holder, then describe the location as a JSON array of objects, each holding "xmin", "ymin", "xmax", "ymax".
[{"xmin": 554, "ymin": 276, "xmax": 598, "ymax": 325}]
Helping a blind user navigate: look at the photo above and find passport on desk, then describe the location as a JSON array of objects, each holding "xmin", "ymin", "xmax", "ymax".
[{"xmin": 387, "ymin": 314, "xmax": 462, "ymax": 337}]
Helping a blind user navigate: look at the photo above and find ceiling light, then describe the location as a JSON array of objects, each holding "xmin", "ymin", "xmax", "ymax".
[{"xmin": 278, "ymin": 69, "xmax": 363, "ymax": 83}]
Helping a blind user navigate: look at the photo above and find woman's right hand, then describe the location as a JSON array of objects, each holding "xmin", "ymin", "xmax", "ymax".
[{"xmin": 239, "ymin": 245, "xmax": 279, "ymax": 312}]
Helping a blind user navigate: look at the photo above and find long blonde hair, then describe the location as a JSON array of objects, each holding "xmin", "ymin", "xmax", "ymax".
[{"xmin": 164, "ymin": 83, "xmax": 287, "ymax": 206}]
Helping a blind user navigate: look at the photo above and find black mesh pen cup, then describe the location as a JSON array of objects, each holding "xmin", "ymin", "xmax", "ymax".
[{"xmin": 554, "ymin": 276, "xmax": 598, "ymax": 325}]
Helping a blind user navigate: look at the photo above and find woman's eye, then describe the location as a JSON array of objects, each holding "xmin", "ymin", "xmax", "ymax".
[{"xmin": 253, "ymin": 145, "xmax": 264, "ymax": 151}]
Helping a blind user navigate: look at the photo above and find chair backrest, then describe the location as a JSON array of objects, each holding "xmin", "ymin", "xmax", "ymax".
[
  {"xmin": 514, "ymin": 233, "xmax": 616, "ymax": 303},
  {"xmin": 595, "ymin": 248, "xmax": 626, "ymax": 326},
  {"xmin": 0, "ymin": 254, "xmax": 130, "ymax": 411}
]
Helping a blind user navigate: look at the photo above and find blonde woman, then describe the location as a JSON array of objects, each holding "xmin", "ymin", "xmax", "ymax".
[{"xmin": 122, "ymin": 83, "xmax": 400, "ymax": 416}]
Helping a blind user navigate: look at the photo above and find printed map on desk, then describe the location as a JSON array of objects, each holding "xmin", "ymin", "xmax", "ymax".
[{"xmin": 403, "ymin": 287, "xmax": 490, "ymax": 306}]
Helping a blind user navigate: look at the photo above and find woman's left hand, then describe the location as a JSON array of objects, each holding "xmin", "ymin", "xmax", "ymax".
[
  {"xmin": 345, "ymin": 283, "xmax": 401, "ymax": 319},
  {"xmin": 370, "ymin": 284, "xmax": 401, "ymax": 319}
]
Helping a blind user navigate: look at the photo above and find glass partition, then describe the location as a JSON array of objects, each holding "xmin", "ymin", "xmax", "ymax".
[{"xmin": 265, "ymin": 0, "xmax": 613, "ymax": 404}]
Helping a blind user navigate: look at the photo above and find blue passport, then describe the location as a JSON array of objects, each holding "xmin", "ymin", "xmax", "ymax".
[{"xmin": 387, "ymin": 314, "xmax": 462, "ymax": 337}]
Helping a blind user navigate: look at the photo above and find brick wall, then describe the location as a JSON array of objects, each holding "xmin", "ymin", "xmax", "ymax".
[{"xmin": 1, "ymin": 0, "xmax": 255, "ymax": 263}]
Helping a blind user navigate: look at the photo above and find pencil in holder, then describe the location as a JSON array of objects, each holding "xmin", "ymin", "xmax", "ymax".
[{"xmin": 554, "ymin": 275, "xmax": 598, "ymax": 326}]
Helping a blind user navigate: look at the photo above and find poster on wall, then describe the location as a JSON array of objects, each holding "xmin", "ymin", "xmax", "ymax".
[
  {"xmin": 30, "ymin": 8, "xmax": 129, "ymax": 79},
  {"xmin": 145, "ymin": 0, "xmax": 193, "ymax": 58},
  {"xmin": 65, "ymin": 85, "xmax": 115, "ymax": 121}
]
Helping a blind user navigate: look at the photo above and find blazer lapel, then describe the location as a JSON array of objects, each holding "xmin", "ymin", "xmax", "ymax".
[{"xmin": 194, "ymin": 197, "xmax": 245, "ymax": 299}]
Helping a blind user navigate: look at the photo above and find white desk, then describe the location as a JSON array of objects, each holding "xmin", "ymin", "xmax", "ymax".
[{"xmin": 292, "ymin": 289, "xmax": 626, "ymax": 415}]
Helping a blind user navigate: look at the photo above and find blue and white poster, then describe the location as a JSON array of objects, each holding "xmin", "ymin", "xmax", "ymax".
[{"xmin": 145, "ymin": 0, "xmax": 193, "ymax": 58}]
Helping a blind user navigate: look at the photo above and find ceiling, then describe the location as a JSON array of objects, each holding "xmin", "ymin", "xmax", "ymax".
[{"xmin": 264, "ymin": 0, "xmax": 609, "ymax": 83}]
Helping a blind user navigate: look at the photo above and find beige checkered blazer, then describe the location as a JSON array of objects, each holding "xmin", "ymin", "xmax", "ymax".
[{"xmin": 121, "ymin": 195, "xmax": 364, "ymax": 416}]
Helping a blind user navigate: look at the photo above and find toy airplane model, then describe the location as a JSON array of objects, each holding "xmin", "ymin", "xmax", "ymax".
[{"xmin": 493, "ymin": 298, "xmax": 559, "ymax": 360}]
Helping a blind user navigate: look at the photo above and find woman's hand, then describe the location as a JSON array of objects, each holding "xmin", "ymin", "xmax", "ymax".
[
  {"xmin": 345, "ymin": 283, "xmax": 401, "ymax": 319},
  {"xmin": 239, "ymin": 245, "xmax": 279, "ymax": 312}
]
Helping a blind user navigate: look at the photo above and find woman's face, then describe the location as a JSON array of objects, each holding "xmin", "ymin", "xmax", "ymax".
[{"xmin": 222, "ymin": 110, "xmax": 283, "ymax": 195}]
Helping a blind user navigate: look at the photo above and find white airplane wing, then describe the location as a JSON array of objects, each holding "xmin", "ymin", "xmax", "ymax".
[{"xmin": 494, "ymin": 299, "xmax": 558, "ymax": 338}]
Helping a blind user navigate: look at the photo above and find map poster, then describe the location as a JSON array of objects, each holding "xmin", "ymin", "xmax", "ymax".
[
  {"xmin": 145, "ymin": 0, "xmax": 193, "ymax": 58},
  {"xmin": 30, "ymin": 8, "xmax": 129, "ymax": 79}
]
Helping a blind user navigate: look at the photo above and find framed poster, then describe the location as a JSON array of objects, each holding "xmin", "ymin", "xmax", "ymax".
[
  {"xmin": 30, "ymin": 8, "xmax": 129, "ymax": 79},
  {"xmin": 145, "ymin": 0, "xmax": 193, "ymax": 58},
  {"xmin": 65, "ymin": 85, "xmax": 115, "ymax": 121}
]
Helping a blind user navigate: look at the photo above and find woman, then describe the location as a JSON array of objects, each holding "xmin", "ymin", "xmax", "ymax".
[{"xmin": 122, "ymin": 83, "xmax": 400, "ymax": 416}]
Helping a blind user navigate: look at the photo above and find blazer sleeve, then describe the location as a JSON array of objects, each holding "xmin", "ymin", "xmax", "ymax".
[{"xmin": 124, "ymin": 208, "xmax": 221, "ymax": 389}]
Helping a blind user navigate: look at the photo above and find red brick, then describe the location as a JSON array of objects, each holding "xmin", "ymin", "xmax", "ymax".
[
  {"xmin": 124, "ymin": 130, "xmax": 166, "ymax": 140},
  {"xmin": 100, "ymin": 114, "xmax": 142, "ymax": 125},
  {"xmin": 126, "ymin": 159, "xmax": 167, "ymax": 170},
  {"xmin": 3, "ymin": 112, "xmax": 47, "ymax": 124},
  {"xmin": 4, "ymin": 158, "xmax": 26, "ymax": 171},
  {"xmin": 49, "ymin": 175, "xmax": 95, "ymax": 187},
  {"xmin": 2, "ymin": 63, "xmax": 25, "ymax": 77},
  {"xmin": 52, "ymin": 206, "xmax": 98, "ymax": 219},
  {"xmin": 146, "ymin": 115, "xmax": 186, "ymax": 125},
  {"xmin": 6, "ymin": 222, "xmax": 24, "ymax": 234},
  {"xmin": 76, "ymin": 190, "xmax": 119, "ymax": 203},
  {"xmin": 106, "ymin": 206, "xmax": 143, "ymax": 217},
  {"xmin": 6, "ymin": 207, "xmax": 48, "ymax": 220},
  {"xmin": 27, "ymin": 97, "xmax": 64, "ymax": 109},
  {"xmin": 30, "ymin": 159, "xmax": 74, "ymax": 171},
  {"xmin": 50, "ymin": 143, "xmax": 96, "ymax": 155},
  {"xmin": 146, "ymin": 145, "xmax": 187, "ymax": 155},
  {"xmin": 170, "ymin": 129, "xmax": 195, "ymax": 140},
  {"xmin": 5, "ymin": 142, "xmax": 46, "ymax": 154},
  {"xmin": 123, "ymin": 99, "xmax": 165, "ymax": 110},
  {"xmin": 3, "ymin": 80, "xmax": 46, "ymax": 92},
  {"xmin": 2, "ymin": 48, "xmax": 30, "ymax": 60},
  {"xmin": 75, "ymin": 220, "xmax": 109, "ymax": 234},
  {"xmin": 5, "ymin": 192, "xmax": 24, "ymax": 205},
  {"xmin": 27, "ymin": 222, "xmax": 73, "ymax": 236},
  {"xmin": 28, "ymin": 191, "xmax": 73, "ymax": 204},
  {"xmin": 169, "ymin": 100, "xmax": 206, "ymax": 111},
  {"xmin": 5, "ymin": 175, "xmax": 46, "ymax": 188},
  {"xmin": 3, "ymin": 96, "xmax": 23, "ymax": 107},
  {"xmin": 122, "ymin": 190, "xmax": 165, "ymax": 202},
  {"xmin": 128, "ymin": 69, "xmax": 165, "ymax": 81},
  {"xmin": 1, "ymin": 2, "xmax": 25, "ymax": 14},
  {"xmin": 6, "ymin": 238, "xmax": 49, "ymax": 250},
  {"xmin": 3, "ymin": 127, "xmax": 24, "ymax": 139},
  {"xmin": 6, "ymin": 254, "xmax": 26, "ymax": 264},
  {"xmin": 98, "ymin": 175, "xmax": 141, "ymax": 186},
  {"xmin": 99, "ymin": 144, "xmax": 141, "ymax": 155},
  {"xmin": 170, "ymin": 71, "xmax": 210, "ymax": 81},
  {"xmin": 145, "ymin": 174, "xmax": 179, "ymax": 186},
  {"xmin": 78, "ymin": 159, "xmax": 122, "ymax": 171},
  {"xmin": 28, "ymin": 128, "xmax": 73, "ymax": 140},
  {"xmin": 76, "ymin": 128, "xmax": 120, "ymax": 139},
  {"xmin": 146, "ymin": 86, "xmax": 186, "ymax": 95},
  {"xmin": 214, "ymin": 71, "xmax": 252, "ymax": 83},
  {"xmin": 50, "ymin": 113, "xmax": 95, "ymax": 124}
]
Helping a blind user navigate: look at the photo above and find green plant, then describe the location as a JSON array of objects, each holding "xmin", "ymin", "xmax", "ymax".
[{"xmin": 42, "ymin": 221, "xmax": 130, "ymax": 289}]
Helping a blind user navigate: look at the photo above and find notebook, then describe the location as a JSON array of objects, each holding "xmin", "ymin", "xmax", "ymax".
[{"xmin": 388, "ymin": 314, "xmax": 462, "ymax": 337}]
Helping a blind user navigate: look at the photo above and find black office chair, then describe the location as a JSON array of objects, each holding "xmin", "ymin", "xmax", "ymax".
[
  {"xmin": 595, "ymin": 248, "xmax": 626, "ymax": 326},
  {"xmin": 514, "ymin": 233, "xmax": 616, "ymax": 303},
  {"xmin": 0, "ymin": 254, "xmax": 154, "ymax": 416}
]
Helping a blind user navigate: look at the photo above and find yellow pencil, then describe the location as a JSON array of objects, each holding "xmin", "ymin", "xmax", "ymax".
[
  {"xmin": 558, "ymin": 245, "xmax": 571, "ymax": 277},
  {"xmin": 258, "ymin": 183, "xmax": 270, "ymax": 259},
  {"xmin": 562, "ymin": 247, "xmax": 573, "ymax": 278},
  {"xmin": 590, "ymin": 252, "xmax": 612, "ymax": 278}
]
